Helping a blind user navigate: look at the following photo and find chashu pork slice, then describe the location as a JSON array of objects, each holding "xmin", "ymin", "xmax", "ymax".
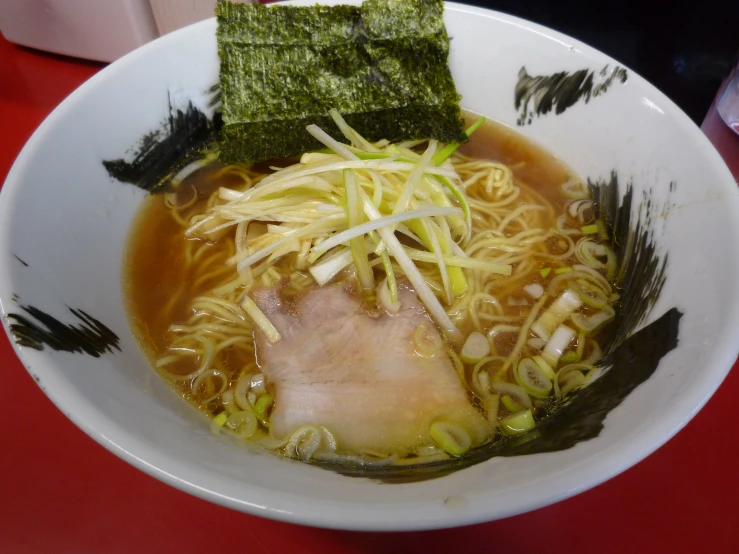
[{"xmin": 252, "ymin": 284, "xmax": 490, "ymax": 455}]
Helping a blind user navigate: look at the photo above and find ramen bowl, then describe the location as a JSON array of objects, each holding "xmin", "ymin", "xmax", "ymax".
[{"xmin": 1, "ymin": 0, "xmax": 737, "ymax": 530}]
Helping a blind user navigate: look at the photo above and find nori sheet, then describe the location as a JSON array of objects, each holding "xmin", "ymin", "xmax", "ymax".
[{"xmin": 216, "ymin": 0, "xmax": 466, "ymax": 163}]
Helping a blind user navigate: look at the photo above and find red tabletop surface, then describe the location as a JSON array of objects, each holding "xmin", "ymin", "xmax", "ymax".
[{"xmin": 2, "ymin": 32, "xmax": 739, "ymax": 554}]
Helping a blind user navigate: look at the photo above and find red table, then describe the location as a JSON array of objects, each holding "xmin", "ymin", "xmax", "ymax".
[{"xmin": 2, "ymin": 33, "xmax": 738, "ymax": 554}]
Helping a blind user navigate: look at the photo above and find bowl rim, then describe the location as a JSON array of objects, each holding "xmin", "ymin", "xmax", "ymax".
[{"xmin": 2, "ymin": 0, "xmax": 739, "ymax": 531}]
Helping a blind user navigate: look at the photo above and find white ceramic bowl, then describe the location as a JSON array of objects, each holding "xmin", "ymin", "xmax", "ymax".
[{"xmin": 1, "ymin": 0, "xmax": 738, "ymax": 530}]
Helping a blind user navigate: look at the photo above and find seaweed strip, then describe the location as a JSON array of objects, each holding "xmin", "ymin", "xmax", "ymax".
[{"xmin": 216, "ymin": 0, "xmax": 466, "ymax": 163}]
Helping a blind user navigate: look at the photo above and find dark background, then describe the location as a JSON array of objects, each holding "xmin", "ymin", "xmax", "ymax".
[{"xmin": 460, "ymin": 0, "xmax": 738, "ymax": 123}]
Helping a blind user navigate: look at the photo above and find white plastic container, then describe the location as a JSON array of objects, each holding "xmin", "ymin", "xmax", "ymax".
[
  {"xmin": 0, "ymin": 0, "xmax": 255, "ymax": 62},
  {"xmin": 149, "ymin": 0, "xmax": 224, "ymax": 36},
  {"xmin": 0, "ymin": 0, "xmax": 159, "ymax": 62}
]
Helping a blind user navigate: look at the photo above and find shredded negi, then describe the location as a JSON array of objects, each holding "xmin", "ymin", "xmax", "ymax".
[{"xmin": 186, "ymin": 111, "xmax": 499, "ymax": 341}]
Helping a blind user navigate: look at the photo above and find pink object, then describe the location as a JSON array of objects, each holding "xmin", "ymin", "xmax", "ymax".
[
  {"xmin": 717, "ymin": 72, "xmax": 739, "ymax": 135},
  {"xmin": 253, "ymin": 285, "xmax": 489, "ymax": 453},
  {"xmin": 702, "ymin": 58, "xmax": 739, "ymax": 182}
]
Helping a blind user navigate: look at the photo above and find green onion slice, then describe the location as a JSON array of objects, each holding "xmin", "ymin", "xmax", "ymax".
[
  {"xmin": 541, "ymin": 324, "xmax": 577, "ymax": 366},
  {"xmin": 515, "ymin": 358, "xmax": 553, "ymax": 398},
  {"xmin": 430, "ymin": 421, "xmax": 472, "ymax": 456},
  {"xmin": 225, "ymin": 410, "xmax": 258, "ymax": 439},
  {"xmin": 531, "ymin": 289, "xmax": 582, "ymax": 341},
  {"xmin": 554, "ymin": 365, "xmax": 590, "ymax": 399},
  {"xmin": 559, "ymin": 351, "xmax": 580, "ymax": 364},
  {"xmin": 210, "ymin": 411, "xmax": 228, "ymax": 435},
  {"xmin": 561, "ymin": 179, "xmax": 589, "ymax": 199},
  {"xmin": 531, "ymin": 355, "xmax": 556, "ymax": 380},
  {"xmin": 254, "ymin": 393, "xmax": 274, "ymax": 425},
  {"xmin": 571, "ymin": 306, "xmax": 615, "ymax": 334},
  {"xmin": 575, "ymin": 238, "xmax": 617, "ymax": 279},
  {"xmin": 572, "ymin": 279, "xmax": 610, "ymax": 309},
  {"xmin": 500, "ymin": 409, "xmax": 536, "ymax": 436},
  {"xmin": 460, "ymin": 331, "xmax": 491, "ymax": 364},
  {"xmin": 492, "ymin": 382, "xmax": 532, "ymax": 411}
]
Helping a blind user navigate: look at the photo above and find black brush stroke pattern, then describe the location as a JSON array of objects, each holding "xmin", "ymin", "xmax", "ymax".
[
  {"xmin": 103, "ymin": 94, "xmax": 221, "ymax": 192},
  {"xmin": 7, "ymin": 305, "xmax": 121, "ymax": 358},
  {"xmin": 589, "ymin": 172, "xmax": 671, "ymax": 349},
  {"xmin": 515, "ymin": 65, "xmax": 628, "ymax": 125}
]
